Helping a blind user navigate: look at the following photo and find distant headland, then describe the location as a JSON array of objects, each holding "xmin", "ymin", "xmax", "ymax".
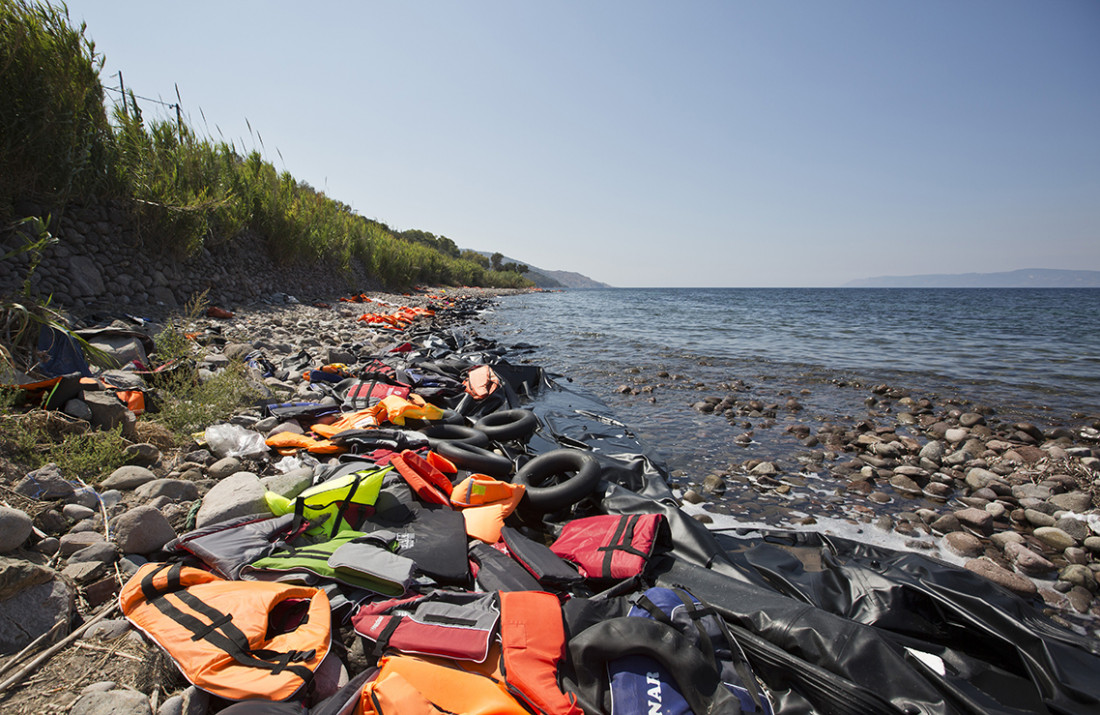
[{"xmin": 843, "ymin": 268, "xmax": 1100, "ymax": 288}]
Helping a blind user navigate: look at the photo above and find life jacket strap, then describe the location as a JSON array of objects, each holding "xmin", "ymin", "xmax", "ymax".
[
  {"xmin": 371, "ymin": 616, "xmax": 404, "ymax": 658},
  {"xmin": 596, "ymin": 514, "xmax": 649, "ymax": 576},
  {"xmin": 138, "ymin": 563, "xmax": 317, "ymax": 686}
]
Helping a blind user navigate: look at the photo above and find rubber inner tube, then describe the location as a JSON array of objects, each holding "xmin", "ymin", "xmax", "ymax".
[
  {"xmin": 473, "ymin": 409, "xmax": 538, "ymax": 442},
  {"xmin": 512, "ymin": 449, "xmax": 601, "ymax": 513},
  {"xmin": 434, "ymin": 441, "xmax": 514, "ymax": 479},
  {"xmin": 419, "ymin": 423, "xmax": 490, "ymax": 449}
]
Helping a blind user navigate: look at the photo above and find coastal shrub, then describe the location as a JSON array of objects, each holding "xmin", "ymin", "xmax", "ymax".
[
  {"xmin": 0, "ymin": 0, "xmax": 112, "ymax": 221},
  {"xmin": 0, "ymin": 0, "xmax": 534, "ymax": 291},
  {"xmin": 0, "ymin": 409, "xmax": 129, "ymax": 482}
]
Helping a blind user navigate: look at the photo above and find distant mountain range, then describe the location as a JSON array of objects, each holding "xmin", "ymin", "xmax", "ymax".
[
  {"xmin": 472, "ymin": 251, "xmax": 611, "ymax": 289},
  {"xmin": 843, "ymin": 268, "xmax": 1100, "ymax": 288}
]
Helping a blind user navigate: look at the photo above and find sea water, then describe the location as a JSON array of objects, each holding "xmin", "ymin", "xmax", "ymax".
[{"xmin": 480, "ymin": 288, "xmax": 1099, "ymax": 484}]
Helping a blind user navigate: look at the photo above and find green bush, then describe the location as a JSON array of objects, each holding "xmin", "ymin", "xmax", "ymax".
[
  {"xmin": 0, "ymin": 0, "xmax": 111, "ymax": 220},
  {"xmin": 0, "ymin": 0, "xmax": 534, "ymax": 290}
]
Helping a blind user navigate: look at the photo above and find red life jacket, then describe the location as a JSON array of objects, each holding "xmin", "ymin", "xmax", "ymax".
[{"xmin": 549, "ymin": 513, "xmax": 667, "ymax": 580}]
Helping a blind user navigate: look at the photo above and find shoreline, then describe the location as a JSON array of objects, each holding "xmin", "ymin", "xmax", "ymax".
[{"xmin": 0, "ymin": 289, "xmax": 1097, "ymax": 712}]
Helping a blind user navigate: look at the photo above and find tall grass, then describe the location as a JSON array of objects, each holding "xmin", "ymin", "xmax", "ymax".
[
  {"xmin": 0, "ymin": 0, "xmax": 112, "ymax": 220},
  {"xmin": 0, "ymin": 0, "xmax": 532, "ymax": 289}
]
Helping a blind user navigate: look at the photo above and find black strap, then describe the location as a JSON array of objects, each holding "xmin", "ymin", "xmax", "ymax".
[
  {"xmin": 371, "ymin": 616, "xmax": 404, "ymax": 658},
  {"xmin": 329, "ymin": 472, "xmax": 364, "ymax": 539},
  {"xmin": 673, "ymin": 586, "xmax": 765, "ymax": 712},
  {"xmin": 596, "ymin": 515, "xmax": 648, "ymax": 576}
]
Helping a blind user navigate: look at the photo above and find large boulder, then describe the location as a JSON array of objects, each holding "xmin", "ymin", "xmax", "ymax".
[
  {"xmin": 195, "ymin": 472, "xmax": 269, "ymax": 529},
  {"xmin": 0, "ymin": 561, "xmax": 73, "ymax": 653}
]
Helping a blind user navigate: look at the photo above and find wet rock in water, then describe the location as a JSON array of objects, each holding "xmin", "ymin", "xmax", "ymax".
[
  {"xmin": 945, "ymin": 531, "xmax": 984, "ymax": 557},
  {"xmin": 954, "ymin": 507, "xmax": 994, "ymax": 536},
  {"xmin": 1004, "ymin": 542, "xmax": 1056, "ymax": 575},
  {"xmin": 919, "ymin": 440, "xmax": 944, "ymax": 466},
  {"xmin": 868, "ymin": 491, "xmax": 891, "ymax": 504},
  {"xmin": 1060, "ymin": 564, "xmax": 1097, "ymax": 592},
  {"xmin": 681, "ymin": 489, "xmax": 705, "ymax": 505},
  {"xmin": 750, "ymin": 461, "xmax": 778, "ymax": 477},
  {"xmin": 930, "ymin": 513, "xmax": 961, "ymax": 534},
  {"xmin": 1067, "ymin": 587, "xmax": 1094, "ymax": 613},
  {"xmin": 888, "ymin": 475, "xmax": 922, "ymax": 497},
  {"xmin": 701, "ymin": 473, "xmax": 727, "ymax": 496},
  {"xmin": 1032, "ymin": 527, "xmax": 1077, "ymax": 552},
  {"xmin": 113, "ymin": 505, "xmax": 177, "ymax": 554},
  {"xmin": 964, "ymin": 559, "xmax": 1038, "ymax": 598}
]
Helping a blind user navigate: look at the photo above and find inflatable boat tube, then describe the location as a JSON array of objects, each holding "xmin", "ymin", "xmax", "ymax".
[
  {"xmin": 474, "ymin": 409, "xmax": 538, "ymax": 442},
  {"xmin": 435, "ymin": 440, "xmax": 513, "ymax": 478},
  {"xmin": 419, "ymin": 423, "xmax": 491, "ymax": 449},
  {"xmin": 513, "ymin": 449, "xmax": 601, "ymax": 513}
]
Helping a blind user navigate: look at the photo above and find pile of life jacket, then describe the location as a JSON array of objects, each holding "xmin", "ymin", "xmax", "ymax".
[
  {"xmin": 114, "ymin": 296, "xmax": 1100, "ymax": 715},
  {"xmin": 115, "ymin": 317, "xmax": 772, "ymax": 714}
]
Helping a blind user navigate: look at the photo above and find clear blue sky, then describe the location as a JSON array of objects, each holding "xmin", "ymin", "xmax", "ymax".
[{"xmin": 65, "ymin": 1, "xmax": 1099, "ymax": 287}]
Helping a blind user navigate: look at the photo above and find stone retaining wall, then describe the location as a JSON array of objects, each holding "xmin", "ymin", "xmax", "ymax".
[{"xmin": 0, "ymin": 200, "xmax": 380, "ymax": 314}]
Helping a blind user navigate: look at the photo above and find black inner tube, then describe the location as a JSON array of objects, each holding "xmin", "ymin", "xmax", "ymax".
[
  {"xmin": 434, "ymin": 441, "xmax": 514, "ymax": 479},
  {"xmin": 419, "ymin": 423, "xmax": 491, "ymax": 448},
  {"xmin": 513, "ymin": 449, "xmax": 602, "ymax": 513},
  {"xmin": 473, "ymin": 409, "xmax": 538, "ymax": 442}
]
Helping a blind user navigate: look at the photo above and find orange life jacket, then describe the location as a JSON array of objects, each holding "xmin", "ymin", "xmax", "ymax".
[
  {"xmin": 498, "ymin": 591, "xmax": 584, "ymax": 715},
  {"xmin": 450, "ymin": 475, "xmax": 526, "ymax": 544},
  {"xmin": 464, "ymin": 365, "xmax": 502, "ymax": 400},
  {"xmin": 360, "ymin": 653, "xmax": 529, "ymax": 715},
  {"xmin": 120, "ymin": 562, "xmax": 331, "ymax": 702}
]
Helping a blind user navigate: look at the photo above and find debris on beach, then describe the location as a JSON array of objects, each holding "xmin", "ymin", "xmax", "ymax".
[{"xmin": 0, "ymin": 290, "xmax": 1098, "ymax": 715}]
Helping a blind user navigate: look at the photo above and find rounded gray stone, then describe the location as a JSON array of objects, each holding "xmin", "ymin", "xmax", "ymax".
[
  {"xmin": 195, "ymin": 472, "xmax": 269, "ymax": 529},
  {"xmin": 134, "ymin": 479, "xmax": 200, "ymax": 502},
  {"xmin": 124, "ymin": 442, "xmax": 162, "ymax": 467},
  {"xmin": 1033, "ymin": 526, "xmax": 1077, "ymax": 551},
  {"xmin": 207, "ymin": 456, "xmax": 243, "ymax": 480},
  {"xmin": 70, "ymin": 689, "xmax": 152, "ymax": 715},
  {"xmin": 1049, "ymin": 491, "xmax": 1092, "ymax": 513},
  {"xmin": 113, "ymin": 505, "xmax": 177, "ymax": 554},
  {"xmin": 101, "ymin": 465, "xmax": 157, "ymax": 490},
  {"xmin": 63, "ymin": 503, "xmax": 96, "ymax": 522},
  {"xmin": 66, "ymin": 541, "xmax": 118, "ymax": 565},
  {"xmin": 0, "ymin": 507, "xmax": 33, "ymax": 552},
  {"xmin": 59, "ymin": 531, "xmax": 106, "ymax": 557}
]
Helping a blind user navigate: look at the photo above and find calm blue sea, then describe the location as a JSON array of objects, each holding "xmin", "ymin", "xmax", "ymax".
[{"xmin": 480, "ymin": 288, "xmax": 1099, "ymax": 472}]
